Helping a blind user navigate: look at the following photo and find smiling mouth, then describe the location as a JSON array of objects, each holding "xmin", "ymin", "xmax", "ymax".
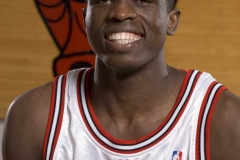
[{"xmin": 107, "ymin": 32, "xmax": 142, "ymax": 44}]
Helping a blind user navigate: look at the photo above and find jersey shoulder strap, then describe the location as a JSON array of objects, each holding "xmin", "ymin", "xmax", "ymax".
[{"xmin": 42, "ymin": 68, "xmax": 89, "ymax": 160}]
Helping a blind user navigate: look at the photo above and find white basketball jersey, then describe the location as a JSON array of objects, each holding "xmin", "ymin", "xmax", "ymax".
[{"xmin": 42, "ymin": 68, "xmax": 227, "ymax": 160}]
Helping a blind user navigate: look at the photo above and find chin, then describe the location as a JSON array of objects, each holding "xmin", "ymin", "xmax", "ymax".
[
  {"xmin": 99, "ymin": 57, "xmax": 148, "ymax": 76},
  {"xmin": 95, "ymin": 48, "xmax": 161, "ymax": 75}
]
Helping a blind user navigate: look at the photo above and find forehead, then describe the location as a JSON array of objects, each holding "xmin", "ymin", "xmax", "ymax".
[
  {"xmin": 85, "ymin": 0, "xmax": 168, "ymax": 6},
  {"xmin": 84, "ymin": 0, "xmax": 168, "ymax": 3},
  {"xmin": 84, "ymin": 0, "xmax": 171, "ymax": 14}
]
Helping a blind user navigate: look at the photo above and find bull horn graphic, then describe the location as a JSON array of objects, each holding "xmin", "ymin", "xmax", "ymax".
[{"xmin": 35, "ymin": 0, "xmax": 95, "ymax": 76}]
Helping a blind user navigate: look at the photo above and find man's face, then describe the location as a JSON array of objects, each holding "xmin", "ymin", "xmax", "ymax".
[{"xmin": 83, "ymin": 0, "xmax": 172, "ymax": 73}]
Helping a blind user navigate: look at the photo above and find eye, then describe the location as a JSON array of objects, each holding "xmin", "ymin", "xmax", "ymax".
[
  {"xmin": 97, "ymin": 0, "xmax": 113, "ymax": 3},
  {"xmin": 134, "ymin": 0, "xmax": 152, "ymax": 3}
]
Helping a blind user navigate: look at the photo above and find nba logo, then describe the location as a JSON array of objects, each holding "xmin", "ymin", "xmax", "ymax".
[{"xmin": 172, "ymin": 151, "xmax": 182, "ymax": 160}]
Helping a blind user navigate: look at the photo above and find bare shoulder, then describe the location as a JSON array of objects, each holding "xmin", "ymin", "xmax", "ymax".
[
  {"xmin": 210, "ymin": 90, "xmax": 240, "ymax": 160},
  {"xmin": 2, "ymin": 82, "xmax": 52, "ymax": 160}
]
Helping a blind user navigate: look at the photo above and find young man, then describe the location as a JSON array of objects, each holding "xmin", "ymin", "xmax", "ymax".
[{"xmin": 2, "ymin": 0, "xmax": 240, "ymax": 159}]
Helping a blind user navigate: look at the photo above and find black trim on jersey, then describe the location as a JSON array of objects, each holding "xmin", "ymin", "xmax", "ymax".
[
  {"xmin": 204, "ymin": 85, "xmax": 221, "ymax": 160},
  {"xmin": 198, "ymin": 82, "xmax": 223, "ymax": 160},
  {"xmin": 198, "ymin": 82, "xmax": 217, "ymax": 160},
  {"xmin": 44, "ymin": 75, "xmax": 66, "ymax": 160},
  {"xmin": 78, "ymin": 69, "xmax": 202, "ymax": 152},
  {"xmin": 138, "ymin": 71, "xmax": 202, "ymax": 150},
  {"xmin": 50, "ymin": 75, "xmax": 65, "ymax": 158},
  {"xmin": 165, "ymin": 71, "xmax": 200, "ymax": 131},
  {"xmin": 44, "ymin": 76, "xmax": 59, "ymax": 160}
]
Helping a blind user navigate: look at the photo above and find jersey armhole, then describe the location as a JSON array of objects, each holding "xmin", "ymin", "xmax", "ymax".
[
  {"xmin": 41, "ymin": 75, "xmax": 67, "ymax": 160},
  {"xmin": 205, "ymin": 85, "xmax": 227, "ymax": 160},
  {"xmin": 195, "ymin": 82, "xmax": 227, "ymax": 160}
]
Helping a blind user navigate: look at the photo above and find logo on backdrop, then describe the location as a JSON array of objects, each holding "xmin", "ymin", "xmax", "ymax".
[{"xmin": 35, "ymin": 0, "xmax": 95, "ymax": 76}]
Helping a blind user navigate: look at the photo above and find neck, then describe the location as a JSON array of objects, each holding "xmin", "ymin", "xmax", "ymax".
[{"xmin": 91, "ymin": 58, "xmax": 181, "ymax": 120}]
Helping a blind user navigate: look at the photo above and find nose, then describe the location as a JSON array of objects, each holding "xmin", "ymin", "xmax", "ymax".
[{"xmin": 107, "ymin": 0, "xmax": 137, "ymax": 21}]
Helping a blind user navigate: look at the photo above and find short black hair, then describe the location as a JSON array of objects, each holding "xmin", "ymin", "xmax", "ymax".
[{"xmin": 167, "ymin": 0, "xmax": 178, "ymax": 12}]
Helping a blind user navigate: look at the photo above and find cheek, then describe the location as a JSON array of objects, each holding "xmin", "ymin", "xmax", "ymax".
[
  {"xmin": 85, "ymin": 9, "xmax": 100, "ymax": 38},
  {"xmin": 141, "ymin": 9, "xmax": 168, "ymax": 36},
  {"xmin": 85, "ymin": 7, "xmax": 106, "ymax": 28},
  {"xmin": 85, "ymin": 8, "xmax": 95, "ymax": 32},
  {"xmin": 85, "ymin": 8, "xmax": 108, "ymax": 55},
  {"xmin": 149, "ymin": 15, "xmax": 168, "ymax": 45},
  {"xmin": 153, "ymin": 14, "xmax": 168, "ymax": 34},
  {"xmin": 144, "ymin": 20, "xmax": 167, "ymax": 48}
]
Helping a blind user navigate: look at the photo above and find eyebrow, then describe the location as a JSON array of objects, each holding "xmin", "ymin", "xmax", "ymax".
[{"xmin": 71, "ymin": 0, "xmax": 86, "ymax": 3}]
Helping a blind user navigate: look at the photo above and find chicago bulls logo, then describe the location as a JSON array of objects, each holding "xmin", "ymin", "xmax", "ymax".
[{"xmin": 35, "ymin": 0, "xmax": 95, "ymax": 76}]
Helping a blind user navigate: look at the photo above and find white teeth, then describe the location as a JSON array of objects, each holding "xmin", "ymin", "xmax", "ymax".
[
  {"xmin": 126, "ymin": 34, "xmax": 129, "ymax": 40},
  {"xmin": 120, "ymin": 33, "xmax": 125, "ymax": 40},
  {"xmin": 129, "ymin": 34, "xmax": 134, "ymax": 41},
  {"xmin": 107, "ymin": 32, "xmax": 142, "ymax": 44},
  {"xmin": 109, "ymin": 34, "xmax": 113, "ymax": 40},
  {"xmin": 116, "ymin": 34, "xmax": 120, "ymax": 39},
  {"xmin": 113, "ymin": 39, "xmax": 136, "ymax": 44}
]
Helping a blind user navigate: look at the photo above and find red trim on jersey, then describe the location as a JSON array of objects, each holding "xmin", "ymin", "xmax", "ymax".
[
  {"xmin": 77, "ymin": 68, "xmax": 109, "ymax": 151},
  {"xmin": 195, "ymin": 81, "xmax": 217, "ymax": 160},
  {"xmin": 42, "ymin": 77, "xmax": 58, "ymax": 160},
  {"xmin": 87, "ymin": 69, "xmax": 198, "ymax": 144},
  {"xmin": 78, "ymin": 69, "xmax": 202, "ymax": 154},
  {"xmin": 77, "ymin": 69, "xmax": 95, "ymax": 139},
  {"xmin": 49, "ymin": 74, "xmax": 67, "ymax": 160},
  {"xmin": 205, "ymin": 86, "xmax": 227, "ymax": 160},
  {"xmin": 42, "ymin": 75, "xmax": 67, "ymax": 160},
  {"xmin": 195, "ymin": 82, "xmax": 227, "ymax": 160}
]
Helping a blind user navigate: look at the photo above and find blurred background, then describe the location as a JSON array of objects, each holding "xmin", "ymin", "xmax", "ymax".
[{"xmin": 0, "ymin": 0, "xmax": 240, "ymax": 158}]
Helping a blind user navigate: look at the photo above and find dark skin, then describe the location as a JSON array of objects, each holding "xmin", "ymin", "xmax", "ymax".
[{"xmin": 2, "ymin": 0, "xmax": 240, "ymax": 159}]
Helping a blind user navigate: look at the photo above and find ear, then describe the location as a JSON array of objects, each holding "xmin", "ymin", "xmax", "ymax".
[
  {"xmin": 82, "ymin": 8, "xmax": 87, "ymax": 29},
  {"xmin": 167, "ymin": 9, "xmax": 181, "ymax": 36}
]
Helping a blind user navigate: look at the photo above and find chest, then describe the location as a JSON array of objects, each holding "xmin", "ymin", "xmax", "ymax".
[{"xmin": 42, "ymin": 69, "xmax": 225, "ymax": 160}]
